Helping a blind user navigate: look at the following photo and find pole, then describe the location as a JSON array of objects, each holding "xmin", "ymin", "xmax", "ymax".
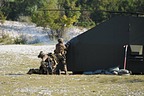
[{"xmin": 124, "ymin": 45, "xmax": 128, "ymax": 69}]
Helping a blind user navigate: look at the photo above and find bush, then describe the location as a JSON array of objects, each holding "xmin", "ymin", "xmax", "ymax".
[
  {"xmin": 0, "ymin": 11, "xmax": 6, "ymax": 24},
  {"xmin": 18, "ymin": 16, "xmax": 31, "ymax": 23},
  {"xmin": 78, "ymin": 21, "xmax": 96, "ymax": 28},
  {"xmin": 14, "ymin": 35, "xmax": 28, "ymax": 44},
  {"xmin": 0, "ymin": 33, "xmax": 14, "ymax": 44}
]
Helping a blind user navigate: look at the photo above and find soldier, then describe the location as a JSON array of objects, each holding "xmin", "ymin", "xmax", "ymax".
[
  {"xmin": 38, "ymin": 51, "xmax": 57, "ymax": 74},
  {"xmin": 38, "ymin": 51, "xmax": 49, "ymax": 62},
  {"xmin": 54, "ymin": 38, "xmax": 68, "ymax": 75}
]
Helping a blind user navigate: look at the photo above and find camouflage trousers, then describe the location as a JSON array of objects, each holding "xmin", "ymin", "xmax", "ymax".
[{"xmin": 55, "ymin": 53, "xmax": 68, "ymax": 75}]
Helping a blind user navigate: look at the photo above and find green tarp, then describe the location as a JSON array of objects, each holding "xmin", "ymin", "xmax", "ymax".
[{"xmin": 66, "ymin": 16, "xmax": 144, "ymax": 73}]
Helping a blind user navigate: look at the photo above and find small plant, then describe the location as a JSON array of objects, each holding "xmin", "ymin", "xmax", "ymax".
[
  {"xmin": 18, "ymin": 16, "xmax": 31, "ymax": 23},
  {"xmin": 0, "ymin": 11, "xmax": 6, "ymax": 24},
  {"xmin": 14, "ymin": 35, "xmax": 28, "ymax": 44},
  {"xmin": 0, "ymin": 33, "xmax": 14, "ymax": 44},
  {"xmin": 14, "ymin": 37, "xmax": 22, "ymax": 44}
]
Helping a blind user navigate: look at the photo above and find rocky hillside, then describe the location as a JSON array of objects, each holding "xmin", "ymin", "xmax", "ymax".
[{"xmin": 0, "ymin": 21, "xmax": 87, "ymax": 44}]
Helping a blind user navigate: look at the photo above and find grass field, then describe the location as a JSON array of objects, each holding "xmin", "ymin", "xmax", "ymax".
[{"xmin": 0, "ymin": 45, "xmax": 144, "ymax": 96}]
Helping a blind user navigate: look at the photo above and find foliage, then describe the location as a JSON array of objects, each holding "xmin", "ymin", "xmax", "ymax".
[
  {"xmin": 14, "ymin": 35, "xmax": 28, "ymax": 44},
  {"xmin": 0, "ymin": 0, "xmax": 7, "ymax": 24},
  {"xmin": 62, "ymin": 0, "xmax": 81, "ymax": 20},
  {"xmin": 18, "ymin": 16, "xmax": 31, "ymax": 22},
  {"xmin": 0, "ymin": 33, "xmax": 14, "ymax": 44},
  {"xmin": 0, "ymin": 32, "xmax": 27, "ymax": 44},
  {"xmin": 31, "ymin": 0, "xmax": 61, "ymax": 39},
  {"xmin": 0, "ymin": 0, "xmax": 44, "ymax": 21},
  {"xmin": 31, "ymin": 0, "xmax": 80, "ymax": 39},
  {"xmin": 0, "ymin": 11, "xmax": 6, "ymax": 24},
  {"xmin": 79, "ymin": 0, "xmax": 144, "ymax": 25},
  {"xmin": 60, "ymin": 15, "xmax": 77, "ymax": 27}
]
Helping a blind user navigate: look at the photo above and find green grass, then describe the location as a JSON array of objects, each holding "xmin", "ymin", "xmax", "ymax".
[{"xmin": 0, "ymin": 53, "xmax": 144, "ymax": 96}]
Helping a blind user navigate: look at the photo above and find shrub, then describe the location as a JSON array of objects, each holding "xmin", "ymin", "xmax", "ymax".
[
  {"xmin": 18, "ymin": 16, "xmax": 31, "ymax": 23},
  {"xmin": 14, "ymin": 35, "xmax": 28, "ymax": 44},
  {"xmin": 0, "ymin": 33, "xmax": 14, "ymax": 44},
  {"xmin": 0, "ymin": 11, "xmax": 6, "ymax": 24}
]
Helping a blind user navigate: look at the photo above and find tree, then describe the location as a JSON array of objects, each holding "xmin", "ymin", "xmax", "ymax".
[
  {"xmin": 0, "ymin": 0, "xmax": 8, "ymax": 23},
  {"xmin": 1, "ymin": 0, "xmax": 144, "ymax": 36},
  {"xmin": 0, "ymin": 11, "xmax": 6, "ymax": 24},
  {"xmin": 31, "ymin": 0, "xmax": 80, "ymax": 39},
  {"xmin": 31, "ymin": 0, "xmax": 61, "ymax": 40},
  {"xmin": 82, "ymin": 0, "xmax": 144, "ymax": 25}
]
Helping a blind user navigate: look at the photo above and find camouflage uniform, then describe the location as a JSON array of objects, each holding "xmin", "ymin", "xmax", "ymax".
[
  {"xmin": 38, "ymin": 51, "xmax": 57, "ymax": 74},
  {"xmin": 54, "ymin": 38, "xmax": 68, "ymax": 75}
]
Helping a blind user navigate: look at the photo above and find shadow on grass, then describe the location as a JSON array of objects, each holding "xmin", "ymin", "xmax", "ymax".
[{"xmin": 5, "ymin": 73, "xmax": 25, "ymax": 77}]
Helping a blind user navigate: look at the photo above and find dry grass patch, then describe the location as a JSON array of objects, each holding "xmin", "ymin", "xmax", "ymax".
[
  {"xmin": 1, "ymin": 75, "xmax": 144, "ymax": 96},
  {"xmin": 0, "ymin": 51, "xmax": 144, "ymax": 96}
]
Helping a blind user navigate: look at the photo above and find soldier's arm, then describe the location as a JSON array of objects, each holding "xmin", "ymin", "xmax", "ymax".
[
  {"xmin": 63, "ymin": 44, "xmax": 66, "ymax": 50},
  {"xmin": 42, "ymin": 55, "xmax": 48, "ymax": 61}
]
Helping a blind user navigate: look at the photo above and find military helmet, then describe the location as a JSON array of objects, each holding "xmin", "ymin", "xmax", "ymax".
[
  {"xmin": 38, "ymin": 51, "xmax": 45, "ymax": 58},
  {"xmin": 58, "ymin": 38, "xmax": 63, "ymax": 43}
]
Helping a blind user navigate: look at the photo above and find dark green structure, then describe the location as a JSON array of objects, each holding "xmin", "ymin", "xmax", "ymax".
[{"xmin": 66, "ymin": 16, "xmax": 144, "ymax": 74}]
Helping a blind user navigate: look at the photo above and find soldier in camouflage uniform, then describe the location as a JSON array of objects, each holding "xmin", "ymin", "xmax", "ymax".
[
  {"xmin": 38, "ymin": 51, "xmax": 57, "ymax": 74},
  {"xmin": 54, "ymin": 38, "xmax": 68, "ymax": 75}
]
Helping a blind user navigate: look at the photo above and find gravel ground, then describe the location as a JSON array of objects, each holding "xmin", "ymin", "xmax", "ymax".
[
  {"xmin": 0, "ymin": 45, "xmax": 144, "ymax": 96},
  {"xmin": 0, "ymin": 21, "xmax": 87, "ymax": 44},
  {"xmin": 0, "ymin": 44, "xmax": 55, "ymax": 75},
  {"xmin": 0, "ymin": 44, "xmax": 55, "ymax": 56}
]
